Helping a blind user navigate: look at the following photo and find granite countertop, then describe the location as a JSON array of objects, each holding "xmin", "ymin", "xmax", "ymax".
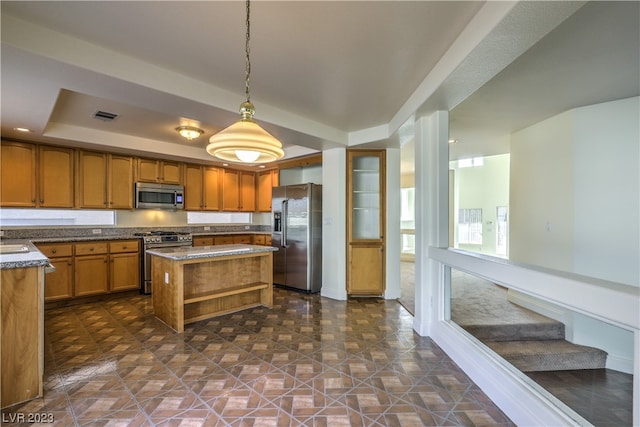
[
  {"xmin": 147, "ymin": 244, "xmax": 277, "ymax": 261},
  {"xmin": 0, "ymin": 240, "xmax": 50, "ymax": 269}
]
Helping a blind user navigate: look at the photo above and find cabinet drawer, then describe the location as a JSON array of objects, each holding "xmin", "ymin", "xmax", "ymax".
[
  {"xmin": 109, "ymin": 240, "xmax": 140, "ymax": 253},
  {"xmin": 37, "ymin": 243, "xmax": 73, "ymax": 258},
  {"xmin": 233, "ymin": 235, "xmax": 252, "ymax": 244},
  {"xmin": 75, "ymin": 242, "xmax": 108, "ymax": 256},
  {"xmin": 252, "ymin": 235, "xmax": 266, "ymax": 245},
  {"xmin": 193, "ymin": 237, "xmax": 214, "ymax": 247},
  {"xmin": 214, "ymin": 236, "xmax": 234, "ymax": 245}
]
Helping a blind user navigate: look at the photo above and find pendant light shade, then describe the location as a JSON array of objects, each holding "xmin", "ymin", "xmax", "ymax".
[
  {"xmin": 207, "ymin": 102, "xmax": 284, "ymax": 164},
  {"xmin": 206, "ymin": 0, "xmax": 284, "ymax": 164}
]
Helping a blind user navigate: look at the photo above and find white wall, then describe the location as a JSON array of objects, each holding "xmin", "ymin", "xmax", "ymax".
[
  {"xmin": 450, "ymin": 154, "xmax": 510, "ymax": 256},
  {"xmin": 510, "ymin": 97, "xmax": 639, "ymax": 286},
  {"xmin": 573, "ymin": 97, "xmax": 640, "ymax": 286},
  {"xmin": 320, "ymin": 148, "xmax": 347, "ymax": 300},
  {"xmin": 510, "ymin": 111, "xmax": 575, "ymax": 271}
]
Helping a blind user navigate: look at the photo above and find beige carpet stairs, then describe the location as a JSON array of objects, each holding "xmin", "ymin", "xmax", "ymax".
[{"xmin": 451, "ymin": 281, "xmax": 607, "ymax": 372}]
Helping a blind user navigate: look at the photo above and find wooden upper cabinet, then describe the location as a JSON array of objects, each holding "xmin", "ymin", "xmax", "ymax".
[
  {"xmin": 184, "ymin": 164, "xmax": 204, "ymax": 210},
  {"xmin": 38, "ymin": 145, "xmax": 74, "ymax": 208},
  {"xmin": 183, "ymin": 165, "xmax": 222, "ymax": 211},
  {"xmin": 222, "ymin": 169, "xmax": 256, "ymax": 212},
  {"xmin": 78, "ymin": 151, "xmax": 134, "ymax": 209},
  {"xmin": 78, "ymin": 151, "xmax": 108, "ymax": 208},
  {"xmin": 240, "ymin": 171, "xmax": 255, "ymax": 212},
  {"xmin": 203, "ymin": 166, "xmax": 221, "ymax": 211},
  {"xmin": 257, "ymin": 169, "xmax": 278, "ymax": 212},
  {"xmin": 222, "ymin": 169, "xmax": 240, "ymax": 211},
  {"xmin": 137, "ymin": 158, "xmax": 182, "ymax": 184},
  {"xmin": 108, "ymin": 155, "xmax": 134, "ymax": 209},
  {"xmin": 1, "ymin": 141, "xmax": 37, "ymax": 207}
]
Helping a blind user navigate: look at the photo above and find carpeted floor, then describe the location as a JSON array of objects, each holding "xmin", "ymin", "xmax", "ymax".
[{"xmin": 399, "ymin": 261, "xmax": 415, "ymax": 315}]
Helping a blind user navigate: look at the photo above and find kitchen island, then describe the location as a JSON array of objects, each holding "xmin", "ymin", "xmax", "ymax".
[
  {"xmin": 148, "ymin": 244, "xmax": 277, "ymax": 333},
  {"xmin": 0, "ymin": 241, "xmax": 49, "ymax": 408}
]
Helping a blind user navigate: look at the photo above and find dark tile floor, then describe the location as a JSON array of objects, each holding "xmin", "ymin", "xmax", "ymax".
[{"xmin": 2, "ymin": 288, "xmax": 515, "ymax": 426}]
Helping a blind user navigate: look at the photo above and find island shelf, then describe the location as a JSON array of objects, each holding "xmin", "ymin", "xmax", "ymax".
[{"xmin": 149, "ymin": 244, "xmax": 276, "ymax": 332}]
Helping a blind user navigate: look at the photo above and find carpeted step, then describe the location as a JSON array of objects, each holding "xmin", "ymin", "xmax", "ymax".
[
  {"xmin": 462, "ymin": 321, "xmax": 565, "ymax": 342},
  {"xmin": 484, "ymin": 340, "xmax": 607, "ymax": 372}
]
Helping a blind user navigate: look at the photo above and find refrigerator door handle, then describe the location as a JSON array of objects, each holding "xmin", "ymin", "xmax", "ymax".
[{"xmin": 282, "ymin": 199, "xmax": 289, "ymax": 248}]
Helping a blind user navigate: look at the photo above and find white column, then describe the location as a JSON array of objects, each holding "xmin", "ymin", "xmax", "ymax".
[
  {"xmin": 413, "ymin": 110, "xmax": 449, "ymax": 336},
  {"xmin": 385, "ymin": 147, "xmax": 401, "ymax": 299},
  {"xmin": 321, "ymin": 147, "xmax": 347, "ymax": 300}
]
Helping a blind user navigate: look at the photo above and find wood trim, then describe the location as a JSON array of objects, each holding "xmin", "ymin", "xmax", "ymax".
[{"xmin": 276, "ymin": 153, "xmax": 322, "ymax": 169}]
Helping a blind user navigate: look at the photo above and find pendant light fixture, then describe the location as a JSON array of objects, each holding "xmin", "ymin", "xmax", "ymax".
[{"xmin": 207, "ymin": 0, "xmax": 284, "ymax": 164}]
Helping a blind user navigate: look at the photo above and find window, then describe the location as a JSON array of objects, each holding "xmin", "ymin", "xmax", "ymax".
[
  {"xmin": 496, "ymin": 206, "xmax": 508, "ymax": 256},
  {"xmin": 0, "ymin": 209, "xmax": 115, "ymax": 226},
  {"xmin": 458, "ymin": 157, "xmax": 484, "ymax": 168},
  {"xmin": 458, "ymin": 208, "xmax": 482, "ymax": 244},
  {"xmin": 187, "ymin": 212, "xmax": 252, "ymax": 224}
]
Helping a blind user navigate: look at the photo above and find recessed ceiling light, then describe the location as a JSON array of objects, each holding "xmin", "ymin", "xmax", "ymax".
[{"xmin": 13, "ymin": 127, "xmax": 31, "ymax": 132}]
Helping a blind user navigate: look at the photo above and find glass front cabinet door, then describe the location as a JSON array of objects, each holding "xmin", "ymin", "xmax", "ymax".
[{"xmin": 346, "ymin": 149, "xmax": 386, "ymax": 296}]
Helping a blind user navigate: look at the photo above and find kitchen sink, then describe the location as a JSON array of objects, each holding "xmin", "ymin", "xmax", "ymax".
[{"xmin": 0, "ymin": 244, "xmax": 30, "ymax": 254}]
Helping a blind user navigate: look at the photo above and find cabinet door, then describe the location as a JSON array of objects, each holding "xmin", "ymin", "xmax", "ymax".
[
  {"xmin": 346, "ymin": 150, "xmax": 386, "ymax": 296},
  {"xmin": 240, "ymin": 171, "xmax": 256, "ymax": 212},
  {"xmin": 222, "ymin": 169, "xmax": 240, "ymax": 211},
  {"xmin": 110, "ymin": 253, "xmax": 140, "ymax": 292},
  {"xmin": 256, "ymin": 169, "xmax": 277, "ymax": 212},
  {"xmin": 184, "ymin": 164, "xmax": 203, "ymax": 210},
  {"xmin": 214, "ymin": 236, "xmax": 234, "ymax": 245},
  {"xmin": 347, "ymin": 244, "xmax": 385, "ymax": 295},
  {"xmin": 44, "ymin": 257, "xmax": 73, "ymax": 301},
  {"xmin": 109, "ymin": 155, "xmax": 134, "ymax": 209},
  {"xmin": 75, "ymin": 255, "xmax": 109, "ymax": 296},
  {"xmin": 0, "ymin": 141, "xmax": 37, "ymax": 207},
  {"xmin": 160, "ymin": 161, "xmax": 182, "ymax": 184},
  {"xmin": 78, "ymin": 150, "xmax": 108, "ymax": 208},
  {"xmin": 137, "ymin": 158, "xmax": 160, "ymax": 182},
  {"xmin": 203, "ymin": 167, "xmax": 221, "ymax": 211},
  {"xmin": 39, "ymin": 145, "xmax": 74, "ymax": 208}
]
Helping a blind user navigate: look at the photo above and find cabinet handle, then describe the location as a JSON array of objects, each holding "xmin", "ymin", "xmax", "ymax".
[
  {"xmin": 52, "ymin": 249, "xmax": 57, "ymax": 254},
  {"xmin": 67, "ymin": 261, "xmax": 72, "ymax": 266},
  {"xmin": 40, "ymin": 199, "xmax": 44, "ymax": 203},
  {"xmin": 90, "ymin": 248, "xmax": 94, "ymax": 251}
]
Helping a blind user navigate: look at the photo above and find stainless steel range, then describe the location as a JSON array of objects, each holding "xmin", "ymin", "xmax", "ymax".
[{"xmin": 135, "ymin": 231, "xmax": 192, "ymax": 294}]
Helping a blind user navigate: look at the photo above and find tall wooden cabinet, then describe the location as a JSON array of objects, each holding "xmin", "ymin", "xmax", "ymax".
[{"xmin": 346, "ymin": 150, "xmax": 386, "ymax": 296}]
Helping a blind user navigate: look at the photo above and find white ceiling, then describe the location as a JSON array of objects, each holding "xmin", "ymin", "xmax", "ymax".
[{"xmin": 1, "ymin": 1, "xmax": 638, "ymax": 172}]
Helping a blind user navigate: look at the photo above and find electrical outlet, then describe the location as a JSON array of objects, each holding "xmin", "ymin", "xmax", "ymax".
[
  {"xmin": 204, "ymin": 226, "xmax": 211, "ymax": 231},
  {"xmin": 244, "ymin": 225, "xmax": 250, "ymax": 230},
  {"xmin": 92, "ymin": 229, "xmax": 102, "ymax": 234},
  {"xmin": 164, "ymin": 272, "xmax": 169, "ymax": 284},
  {"xmin": 0, "ymin": 231, "xmax": 4, "ymax": 237}
]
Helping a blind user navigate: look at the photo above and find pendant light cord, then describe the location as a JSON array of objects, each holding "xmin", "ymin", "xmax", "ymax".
[{"xmin": 245, "ymin": 0, "xmax": 251, "ymax": 103}]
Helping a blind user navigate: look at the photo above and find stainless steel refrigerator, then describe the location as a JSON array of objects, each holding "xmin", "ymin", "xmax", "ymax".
[{"xmin": 272, "ymin": 183, "xmax": 322, "ymax": 293}]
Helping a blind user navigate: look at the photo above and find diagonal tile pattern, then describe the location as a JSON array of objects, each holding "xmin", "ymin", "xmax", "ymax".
[{"xmin": 2, "ymin": 289, "xmax": 514, "ymax": 426}]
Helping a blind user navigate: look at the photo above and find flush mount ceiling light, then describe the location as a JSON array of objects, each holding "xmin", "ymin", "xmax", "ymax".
[
  {"xmin": 206, "ymin": 0, "xmax": 284, "ymax": 164},
  {"xmin": 176, "ymin": 126, "xmax": 204, "ymax": 140}
]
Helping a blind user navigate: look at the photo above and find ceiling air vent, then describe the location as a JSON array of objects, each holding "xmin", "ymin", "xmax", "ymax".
[{"xmin": 93, "ymin": 110, "xmax": 118, "ymax": 122}]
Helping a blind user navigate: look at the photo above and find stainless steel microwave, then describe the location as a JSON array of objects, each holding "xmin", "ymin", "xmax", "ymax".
[{"xmin": 135, "ymin": 182, "xmax": 184, "ymax": 209}]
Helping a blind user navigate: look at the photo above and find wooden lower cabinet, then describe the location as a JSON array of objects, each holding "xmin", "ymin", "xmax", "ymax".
[
  {"xmin": 1, "ymin": 266, "xmax": 44, "ymax": 408},
  {"xmin": 347, "ymin": 244, "xmax": 385, "ymax": 295},
  {"xmin": 75, "ymin": 254, "xmax": 109, "ymax": 296},
  {"xmin": 109, "ymin": 240, "xmax": 140, "ymax": 292},
  {"xmin": 39, "ymin": 240, "xmax": 140, "ymax": 301},
  {"xmin": 37, "ymin": 243, "xmax": 74, "ymax": 301},
  {"xmin": 193, "ymin": 234, "xmax": 272, "ymax": 247}
]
